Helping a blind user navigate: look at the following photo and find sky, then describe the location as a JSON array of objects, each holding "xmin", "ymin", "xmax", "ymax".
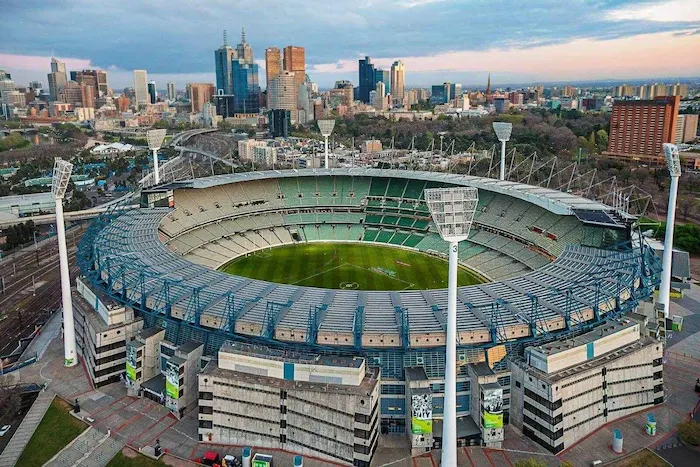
[{"xmin": 1, "ymin": 0, "xmax": 699, "ymax": 90}]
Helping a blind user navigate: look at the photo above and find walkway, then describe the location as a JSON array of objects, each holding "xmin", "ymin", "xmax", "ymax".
[
  {"xmin": 0, "ymin": 390, "xmax": 54, "ymax": 467},
  {"xmin": 44, "ymin": 426, "xmax": 125, "ymax": 467}
]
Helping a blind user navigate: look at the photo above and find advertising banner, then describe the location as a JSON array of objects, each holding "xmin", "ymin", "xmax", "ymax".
[
  {"xmin": 411, "ymin": 393, "xmax": 433, "ymax": 435},
  {"xmin": 125, "ymin": 345, "xmax": 137, "ymax": 381},
  {"xmin": 483, "ymin": 387, "xmax": 504, "ymax": 429},
  {"xmin": 165, "ymin": 362, "xmax": 179, "ymax": 399}
]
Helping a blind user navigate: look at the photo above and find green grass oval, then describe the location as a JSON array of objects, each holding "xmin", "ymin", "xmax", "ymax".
[{"xmin": 219, "ymin": 243, "xmax": 486, "ymax": 291}]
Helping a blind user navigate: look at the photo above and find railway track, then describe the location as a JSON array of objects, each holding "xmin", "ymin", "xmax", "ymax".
[{"xmin": 0, "ymin": 229, "xmax": 84, "ymax": 356}]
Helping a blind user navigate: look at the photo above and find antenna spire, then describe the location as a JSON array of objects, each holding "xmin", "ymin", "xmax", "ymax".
[
  {"xmin": 223, "ymin": 29, "xmax": 228, "ymax": 46},
  {"xmin": 241, "ymin": 26, "xmax": 246, "ymax": 43}
]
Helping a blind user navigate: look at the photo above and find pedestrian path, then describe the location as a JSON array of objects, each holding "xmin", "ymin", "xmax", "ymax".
[
  {"xmin": 0, "ymin": 390, "xmax": 54, "ymax": 467},
  {"xmin": 44, "ymin": 426, "xmax": 126, "ymax": 467}
]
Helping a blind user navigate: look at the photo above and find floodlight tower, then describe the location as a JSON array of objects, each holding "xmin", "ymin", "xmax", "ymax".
[
  {"xmin": 425, "ymin": 187, "xmax": 478, "ymax": 467},
  {"xmin": 147, "ymin": 129, "xmax": 167, "ymax": 185},
  {"xmin": 318, "ymin": 120, "xmax": 336, "ymax": 169},
  {"xmin": 658, "ymin": 143, "xmax": 681, "ymax": 318},
  {"xmin": 492, "ymin": 122, "xmax": 512, "ymax": 181},
  {"xmin": 52, "ymin": 158, "xmax": 77, "ymax": 367}
]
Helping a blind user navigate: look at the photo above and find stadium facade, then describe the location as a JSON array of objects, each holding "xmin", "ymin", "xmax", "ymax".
[{"xmin": 77, "ymin": 169, "xmax": 663, "ymax": 461}]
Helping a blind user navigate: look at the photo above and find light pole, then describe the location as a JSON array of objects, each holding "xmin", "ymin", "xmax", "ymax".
[
  {"xmin": 492, "ymin": 122, "xmax": 512, "ymax": 181},
  {"xmin": 52, "ymin": 158, "xmax": 77, "ymax": 367},
  {"xmin": 318, "ymin": 120, "xmax": 335, "ymax": 169},
  {"xmin": 658, "ymin": 143, "xmax": 681, "ymax": 319},
  {"xmin": 425, "ymin": 187, "xmax": 478, "ymax": 467},
  {"xmin": 147, "ymin": 129, "xmax": 167, "ymax": 185}
]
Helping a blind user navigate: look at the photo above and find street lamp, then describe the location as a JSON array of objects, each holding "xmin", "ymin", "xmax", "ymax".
[
  {"xmin": 147, "ymin": 129, "xmax": 167, "ymax": 185},
  {"xmin": 425, "ymin": 187, "xmax": 478, "ymax": 467},
  {"xmin": 492, "ymin": 122, "xmax": 512, "ymax": 181},
  {"xmin": 318, "ymin": 120, "xmax": 335, "ymax": 169},
  {"xmin": 658, "ymin": 143, "xmax": 681, "ymax": 319},
  {"xmin": 51, "ymin": 158, "xmax": 77, "ymax": 367}
]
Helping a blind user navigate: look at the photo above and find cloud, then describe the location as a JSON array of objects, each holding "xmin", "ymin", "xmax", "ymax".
[
  {"xmin": 1, "ymin": 0, "xmax": 699, "ymax": 87},
  {"xmin": 606, "ymin": 0, "xmax": 700, "ymax": 22}
]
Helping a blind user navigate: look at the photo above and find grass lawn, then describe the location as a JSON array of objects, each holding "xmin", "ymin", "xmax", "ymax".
[
  {"xmin": 220, "ymin": 243, "xmax": 485, "ymax": 290},
  {"xmin": 609, "ymin": 448, "xmax": 671, "ymax": 466},
  {"xmin": 16, "ymin": 398, "xmax": 87, "ymax": 467},
  {"xmin": 107, "ymin": 450, "xmax": 167, "ymax": 467}
]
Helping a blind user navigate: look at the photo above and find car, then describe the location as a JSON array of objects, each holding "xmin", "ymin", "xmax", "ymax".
[{"xmin": 0, "ymin": 425, "xmax": 11, "ymax": 437}]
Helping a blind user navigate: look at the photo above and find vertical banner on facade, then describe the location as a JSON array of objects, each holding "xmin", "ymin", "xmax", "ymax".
[
  {"xmin": 411, "ymin": 393, "xmax": 433, "ymax": 434},
  {"xmin": 483, "ymin": 387, "xmax": 504, "ymax": 429},
  {"xmin": 165, "ymin": 362, "xmax": 179, "ymax": 399},
  {"xmin": 125, "ymin": 345, "xmax": 137, "ymax": 381}
]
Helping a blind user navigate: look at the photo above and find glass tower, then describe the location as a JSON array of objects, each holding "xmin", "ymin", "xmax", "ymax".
[
  {"xmin": 233, "ymin": 59, "xmax": 260, "ymax": 114},
  {"xmin": 358, "ymin": 56, "xmax": 376, "ymax": 104},
  {"xmin": 375, "ymin": 69, "xmax": 391, "ymax": 95}
]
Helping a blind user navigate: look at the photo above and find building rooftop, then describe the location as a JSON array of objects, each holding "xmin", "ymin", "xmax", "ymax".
[
  {"xmin": 532, "ymin": 319, "xmax": 638, "ymax": 357},
  {"xmin": 72, "ymin": 290, "xmax": 140, "ymax": 333},
  {"xmin": 202, "ymin": 359, "xmax": 379, "ymax": 396},
  {"xmin": 518, "ymin": 335, "xmax": 659, "ymax": 384},
  {"xmin": 136, "ymin": 327, "xmax": 164, "ymax": 340},
  {"xmin": 470, "ymin": 362, "xmax": 495, "ymax": 377},
  {"xmin": 221, "ymin": 341, "xmax": 364, "ymax": 369},
  {"xmin": 433, "ymin": 415, "xmax": 481, "ymax": 439},
  {"xmin": 405, "ymin": 367, "xmax": 428, "ymax": 381},
  {"xmin": 178, "ymin": 341, "xmax": 203, "ymax": 355}
]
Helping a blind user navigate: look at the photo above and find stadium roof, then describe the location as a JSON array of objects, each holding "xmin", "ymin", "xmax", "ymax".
[{"xmin": 164, "ymin": 169, "xmax": 612, "ymax": 216}]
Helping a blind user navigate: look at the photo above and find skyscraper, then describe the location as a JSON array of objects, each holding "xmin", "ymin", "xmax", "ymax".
[
  {"xmin": 79, "ymin": 82, "xmax": 95, "ymax": 108},
  {"xmin": 374, "ymin": 81, "xmax": 387, "ymax": 110},
  {"xmin": 267, "ymin": 70, "xmax": 296, "ymax": 112},
  {"xmin": 358, "ymin": 56, "xmax": 376, "ymax": 104},
  {"xmin": 390, "ymin": 60, "xmax": 405, "ymax": 104},
  {"xmin": 215, "ymin": 30, "xmax": 236, "ymax": 95},
  {"xmin": 375, "ymin": 69, "xmax": 391, "ymax": 95},
  {"xmin": 232, "ymin": 59, "xmax": 260, "ymax": 114},
  {"xmin": 167, "ymin": 82, "xmax": 176, "ymax": 101},
  {"xmin": 283, "ymin": 46, "xmax": 306, "ymax": 94},
  {"xmin": 606, "ymin": 96, "xmax": 680, "ymax": 163},
  {"xmin": 71, "ymin": 70, "xmax": 108, "ymax": 97},
  {"xmin": 48, "ymin": 57, "xmax": 67, "ymax": 101},
  {"xmin": 186, "ymin": 83, "xmax": 216, "ymax": 113},
  {"xmin": 148, "ymin": 81, "xmax": 157, "ymax": 104},
  {"xmin": 265, "ymin": 47, "xmax": 282, "ymax": 90},
  {"xmin": 236, "ymin": 27, "xmax": 254, "ymax": 64},
  {"xmin": 133, "ymin": 70, "xmax": 149, "ymax": 108}
]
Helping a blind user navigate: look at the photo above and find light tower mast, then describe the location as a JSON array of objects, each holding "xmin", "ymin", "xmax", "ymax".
[
  {"xmin": 425, "ymin": 187, "xmax": 478, "ymax": 467},
  {"xmin": 658, "ymin": 143, "xmax": 681, "ymax": 320},
  {"xmin": 52, "ymin": 158, "xmax": 77, "ymax": 367}
]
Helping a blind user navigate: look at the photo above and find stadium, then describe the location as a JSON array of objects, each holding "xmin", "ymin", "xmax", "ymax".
[{"xmin": 77, "ymin": 168, "xmax": 662, "ymax": 435}]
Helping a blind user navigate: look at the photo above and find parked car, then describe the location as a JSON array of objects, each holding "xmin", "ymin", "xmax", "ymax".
[{"xmin": 0, "ymin": 425, "xmax": 11, "ymax": 437}]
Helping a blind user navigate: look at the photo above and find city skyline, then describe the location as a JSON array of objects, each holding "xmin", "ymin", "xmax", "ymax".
[{"xmin": 2, "ymin": 0, "xmax": 700, "ymax": 89}]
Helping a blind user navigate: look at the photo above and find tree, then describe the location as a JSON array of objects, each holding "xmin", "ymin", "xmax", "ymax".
[
  {"xmin": 595, "ymin": 129, "xmax": 608, "ymax": 152},
  {"xmin": 678, "ymin": 196, "xmax": 697, "ymax": 221},
  {"xmin": 678, "ymin": 420, "xmax": 700, "ymax": 446}
]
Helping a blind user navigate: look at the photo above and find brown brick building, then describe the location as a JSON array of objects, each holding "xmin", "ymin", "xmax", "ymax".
[
  {"xmin": 283, "ymin": 46, "xmax": 306, "ymax": 93},
  {"xmin": 605, "ymin": 96, "xmax": 680, "ymax": 164}
]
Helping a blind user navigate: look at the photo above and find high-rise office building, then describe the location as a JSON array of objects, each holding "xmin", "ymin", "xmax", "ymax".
[
  {"xmin": 613, "ymin": 84, "xmax": 635, "ymax": 97},
  {"xmin": 71, "ymin": 70, "xmax": 108, "ymax": 97},
  {"xmin": 283, "ymin": 46, "xmax": 305, "ymax": 94},
  {"xmin": 58, "ymin": 81, "xmax": 83, "ymax": 105},
  {"xmin": 265, "ymin": 47, "xmax": 282, "ymax": 90},
  {"xmin": 215, "ymin": 30, "xmax": 237, "ymax": 95},
  {"xmin": 267, "ymin": 71, "xmax": 296, "ymax": 112},
  {"xmin": 375, "ymin": 69, "xmax": 391, "ymax": 95},
  {"xmin": 186, "ymin": 83, "xmax": 216, "ymax": 113},
  {"xmin": 675, "ymin": 114, "xmax": 699, "ymax": 144},
  {"xmin": 80, "ymin": 82, "xmax": 96, "ymax": 108},
  {"xmin": 358, "ymin": 56, "xmax": 376, "ymax": 104},
  {"xmin": 450, "ymin": 83, "xmax": 462, "ymax": 103},
  {"xmin": 236, "ymin": 27, "xmax": 254, "ymax": 64},
  {"xmin": 430, "ymin": 84, "xmax": 447, "ymax": 104},
  {"xmin": 167, "ymin": 82, "xmax": 176, "ymax": 101},
  {"xmin": 606, "ymin": 96, "xmax": 680, "ymax": 162},
  {"xmin": 148, "ymin": 81, "xmax": 157, "ymax": 104},
  {"xmin": 374, "ymin": 81, "xmax": 387, "ymax": 110},
  {"xmin": 668, "ymin": 83, "xmax": 689, "ymax": 98},
  {"xmin": 232, "ymin": 59, "xmax": 260, "ymax": 114},
  {"xmin": 390, "ymin": 60, "xmax": 405, "ymax": 104},
  {"xmin": 48, "ymin": 57, "xmax": 68, "ymax": 101},
  {"xmin": 269, "ymin": 109, "xmax": 291, "ymax": 138},
  {"xmin": 133, "ymin": 70, "xmax": 149, "ymax": 108}
]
